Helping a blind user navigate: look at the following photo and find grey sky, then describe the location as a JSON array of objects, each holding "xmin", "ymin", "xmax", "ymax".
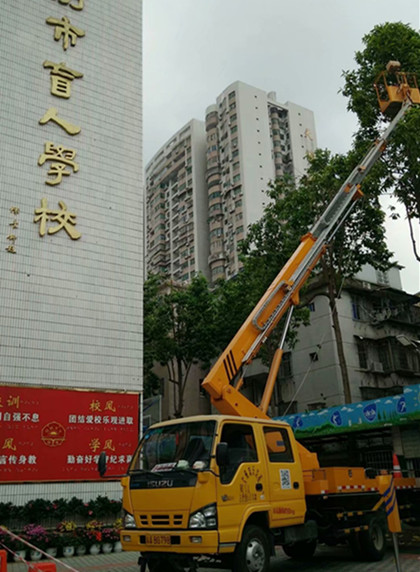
[{"xmin": 144, "ymin": 0, "xmax": 420, "ymax": 293}]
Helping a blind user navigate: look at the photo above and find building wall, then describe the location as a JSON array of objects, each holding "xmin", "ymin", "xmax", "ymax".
[
  {"xmin": 1, "ymin": 1, "xmax": 143, "ymax": 501},
  {"xmin": 282, "ymin": 267, "xmax": 420, "ymax": 413}
]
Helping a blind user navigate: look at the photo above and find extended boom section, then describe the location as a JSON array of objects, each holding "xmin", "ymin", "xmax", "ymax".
[{"xmin": 202, "ymin": 97, "xmax": 414, "ymax": 429}]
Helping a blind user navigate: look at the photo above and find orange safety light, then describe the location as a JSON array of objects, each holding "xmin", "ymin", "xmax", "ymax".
[{"xmin": 374, "ymin": 61, "xmax": 420, "ymax": 117}]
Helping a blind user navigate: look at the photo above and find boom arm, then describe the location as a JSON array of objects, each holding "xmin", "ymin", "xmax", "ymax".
[{"xmin": 202, "ymin": 94, "xmax": 416, "ymax": 429}]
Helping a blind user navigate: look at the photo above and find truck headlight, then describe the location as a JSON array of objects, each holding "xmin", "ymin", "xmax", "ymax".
[
  {"xmin": 188, "ymin": 503, "xmax": 217, "ymax": 529},
  {"xmin": 123, "ymin": 511, "xmax": 136, "ymax": 529}
]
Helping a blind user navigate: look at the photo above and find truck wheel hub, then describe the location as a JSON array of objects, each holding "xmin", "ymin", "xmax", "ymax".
[{"xmin": 245, "ymin": 538, "xmax": 265, "ymax": 571}]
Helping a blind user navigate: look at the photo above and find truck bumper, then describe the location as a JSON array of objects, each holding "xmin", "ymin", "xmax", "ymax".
[{"xmin": 121, "ymin": 528, "xmax": 220, "ymax": 554}]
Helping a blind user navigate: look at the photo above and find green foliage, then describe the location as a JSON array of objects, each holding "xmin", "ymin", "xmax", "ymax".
[
  {"xmin": 242, "ymin": 155, "xmax": 392, "ymax": 289},
  {"xmin": 342, "ymin": 22, "xmax": 420, "ymax": 131},
  {"xmin": 342, "ymin": 22, "xmax": 420, "ymax": 258},
  {"xmin": 21, "ymin": 499, "xmax": 54, "ymax": 522},
  {"xmin": 143, "ymin": 273, "xmax": 219, "ymax": 416}
]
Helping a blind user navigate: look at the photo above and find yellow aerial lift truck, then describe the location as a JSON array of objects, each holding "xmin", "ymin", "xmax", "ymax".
[{"xmin": 100, "ymin": 65, "xmax": 420, "ymax": 572}]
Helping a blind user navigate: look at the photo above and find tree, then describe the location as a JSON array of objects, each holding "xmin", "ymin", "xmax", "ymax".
[
  {"xmin": 342, "ymin": 22, "xmax": 420, "ymax": 259},
  {"xmin": 143, "ymin": 273, "xmax": 218, "ymax": 417},
  {"xmin": 241, "ymin": 150, "xmax": 392, "ymax": 404}
]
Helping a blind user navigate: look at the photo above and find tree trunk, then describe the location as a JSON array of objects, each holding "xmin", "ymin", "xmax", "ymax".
[
  {"xmin": 322, "ymin": 256, "xmax": 352, "ymax": 404},
  {"xmin": 174, "ymin": 357, "xmax": 184, "ymax": 418}
]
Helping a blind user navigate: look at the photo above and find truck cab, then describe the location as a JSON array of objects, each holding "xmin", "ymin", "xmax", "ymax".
[{"xmin": 120, "ymin": 415, "xmax": 307, "ymax": 571}]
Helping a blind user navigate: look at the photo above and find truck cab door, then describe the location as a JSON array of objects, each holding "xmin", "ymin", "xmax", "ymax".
[
  {"xmin": 262, "ymin": 424, "xmax": 306, "ymax": 526},
  {"xmin": 216, "ymin": 422, "xmax": 269, "ymax": 545}
]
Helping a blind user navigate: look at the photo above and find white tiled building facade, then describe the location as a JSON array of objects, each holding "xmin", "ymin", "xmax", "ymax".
[
  {"xmin": 146, "ymin": 81, "xmax": 316, "ymax": 283},
  {"xmin": 0, "ymin": 1, "xmax": 143, "ymax": 502}
]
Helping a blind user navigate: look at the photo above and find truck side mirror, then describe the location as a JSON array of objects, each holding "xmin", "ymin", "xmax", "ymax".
[
  {"xmin": 98, "ymin": 451, "xmax": 107, "ymax": 477},
  {"xmin": 216, "ymin": 442, "xmax": 229, "ymax": 467}
]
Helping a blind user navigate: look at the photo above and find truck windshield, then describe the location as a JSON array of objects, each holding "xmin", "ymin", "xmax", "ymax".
[{"xmin": 129, "ymin": 420, "xmax": 216, "ymax": 473}]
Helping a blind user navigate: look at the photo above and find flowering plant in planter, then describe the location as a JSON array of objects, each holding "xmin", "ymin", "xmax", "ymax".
[
  {"xmin": 85, "ymin": 520, "xmax": 104, "ymax": 531},
  {"xmin": 101, "ymin": 528, "xmax": 119, "ymax": 543},
  {"xmin": 22, "ymin": 524, "xmax": 49, "ymax": 550},
  {"xmin": 82, "ymin": 529, "xmax": 102, "ymax": 546},
  {"xmin": 56, "ymin": 520, "xmax": 77, "ymax": 534}
]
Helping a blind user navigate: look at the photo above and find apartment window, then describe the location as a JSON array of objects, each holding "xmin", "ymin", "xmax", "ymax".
[
  {"xmin": 228, "ymin": 91, "xmax": 235, "ymax": 100},
  {"xmin": 279, "ymin": 352, "xmax": 292, "ymax": 379},
  {"xmin": 376, "ymin": 270, "xmax": 390, "ymax": 285},
  {"xmin": 232, "ymin": 149, "xmax": 239, "ymax": 158},
  {"xmin": 351, "ymin": 297, "xmax": 367, "ymax": 321},
  {"xmin": 356, "ymin": 340, "xmax": 369, "ymax": 369},
  {"xmin": 377, "ymin": 341, "xmax": 391, "ymax": 371},
  {"xmin": 233, "ymin": 174, "xmax": 240, "ymax": 184},
  {"xmin": 231, "ymin": 125, "xmax": 238, "ymax": 134},
  {"xmin": 308, "ymin": 302, "xmax": 315, "ymax": 312}
]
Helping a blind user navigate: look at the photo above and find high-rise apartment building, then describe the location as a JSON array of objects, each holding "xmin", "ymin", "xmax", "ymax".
[
  {"xmin": 206, "ymin": 81, "xmax": 316, "ymax": 281},
  {"xmin": 145, "ymin": 82, "xmax": 316, "ymax": 283},
  {"xmin": 146, "ymin": 120, "xmax": 208, "ymax": 283}
]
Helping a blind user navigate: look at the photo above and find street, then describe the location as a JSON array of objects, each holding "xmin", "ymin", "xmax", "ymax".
[{"xmin": 6, "ymin": 543, "xmax": 420, "ymax": 572}]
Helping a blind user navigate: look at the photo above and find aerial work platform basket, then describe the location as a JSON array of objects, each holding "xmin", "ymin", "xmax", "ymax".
[{"xmin": 374, "ymin": 61, "xmax": 420, "ymax": 116}]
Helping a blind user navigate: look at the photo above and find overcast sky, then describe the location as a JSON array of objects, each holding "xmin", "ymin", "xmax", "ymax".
[{"xmin": 143, "ymin": 0, "xmax": 420, "ymax": 293}]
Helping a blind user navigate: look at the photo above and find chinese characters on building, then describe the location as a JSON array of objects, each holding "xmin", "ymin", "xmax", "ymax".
[
  {"xmin": 5, "ymin": 207, "xmax": 20, "ymax": 254},
  {"xmin": 0, "ymin": 387, "xmax": 138, "ymax": 482},
  {"xmin": 1, "ymin": 393, "xmax": 39, "ymax": 467},
  {"xmin": 34, "ymin": 2, "xmax": 86, "ymax": 240}
]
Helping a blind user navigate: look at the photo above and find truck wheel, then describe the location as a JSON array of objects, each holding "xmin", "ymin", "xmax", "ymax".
[
  {"xmin": 232, "ymin": 525, "xmax": 270, "ymax": 572},
  {"xmin": 359, "ymin": 516, "xmax": 387, "ymax": 561},
  {"xmin": 348, "ymin": 531, "xmax": 363, "ymax": 560},
  {"xmin": 283, "ymin": 539, "xmax": 317, "ymax": 560}
]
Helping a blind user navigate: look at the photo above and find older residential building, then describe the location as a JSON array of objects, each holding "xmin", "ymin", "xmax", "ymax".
[{"xmin": 275, "ymin": 266, "xmax": 420, "ymax": 415}]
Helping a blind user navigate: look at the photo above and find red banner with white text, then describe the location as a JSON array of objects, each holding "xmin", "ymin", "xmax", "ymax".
[{"xmin": 0, "ymin": 385, "xmax": 139, "ymax": 482}]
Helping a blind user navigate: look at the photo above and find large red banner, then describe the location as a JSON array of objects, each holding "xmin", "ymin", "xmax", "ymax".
[{"xmin": 0, "ymin": 385, "xmax": 139, "ymax": 482}]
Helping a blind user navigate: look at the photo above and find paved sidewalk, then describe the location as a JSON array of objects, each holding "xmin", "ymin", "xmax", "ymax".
[{"xmin": 6, "ymin": 544, "xmax": 420, "ymax": 571}]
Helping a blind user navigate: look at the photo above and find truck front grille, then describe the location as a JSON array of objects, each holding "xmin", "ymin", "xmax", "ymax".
[{"xmin": 139, "ymin": 513, "xmax": 185, "ymax": 528}]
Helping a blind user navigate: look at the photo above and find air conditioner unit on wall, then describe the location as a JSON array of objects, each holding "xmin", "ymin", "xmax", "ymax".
[{"xmin": 369, "ymin": 361, "xmax": 384, "ymax": 373}]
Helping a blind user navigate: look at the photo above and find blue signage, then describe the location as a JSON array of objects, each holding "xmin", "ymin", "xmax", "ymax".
[{"xmin": 278, "ymin": 384, "xmax": 420, "ymax": 437}]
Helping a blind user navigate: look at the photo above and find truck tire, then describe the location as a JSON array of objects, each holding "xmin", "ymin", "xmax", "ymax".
[
  {"xmin": 283, "ymin": 539, "xmax": 317, "ymax": 560},
  {"xmin": 348, "ymin": 531, "xmax": 363, "ymax": 560},
  {"xmin": 232, "ymin": 525, "xmax": 270, "ymax": 572},
  {"xmin": 359, "ymin": 515, "xmax": 387, "ymax": 561}
]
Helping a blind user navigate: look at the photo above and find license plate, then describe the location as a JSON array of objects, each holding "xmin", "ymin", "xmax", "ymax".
[{"xmin": 145, "ymin": 534, "xmax": 171, "ymax": 546}]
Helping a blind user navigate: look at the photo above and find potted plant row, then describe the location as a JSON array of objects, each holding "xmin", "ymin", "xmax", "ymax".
[{"xmin": 0, "ymin": 520, "xmax": 122, "ymax": 562}]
